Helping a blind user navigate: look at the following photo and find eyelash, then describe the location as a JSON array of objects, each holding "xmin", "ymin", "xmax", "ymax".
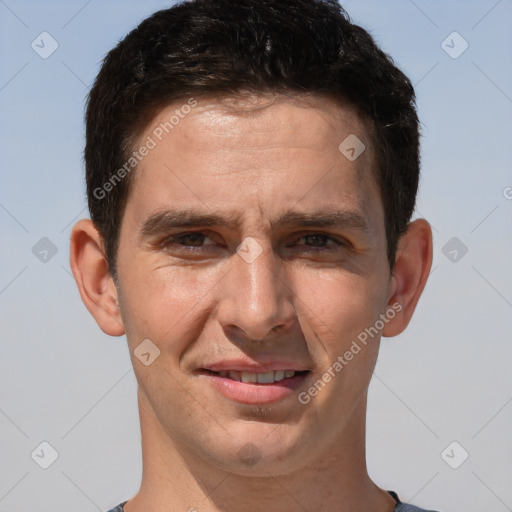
[{"xmin": 163, "ymin": 232, "xmax": 346, "ymax": 252}]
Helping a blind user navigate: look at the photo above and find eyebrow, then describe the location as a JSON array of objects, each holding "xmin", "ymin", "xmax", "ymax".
[{"xmin": 140, "ymin": 207, "xmax": 371, "ymax": 238}]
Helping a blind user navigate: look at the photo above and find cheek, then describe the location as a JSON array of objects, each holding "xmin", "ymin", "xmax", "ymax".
[
  {"xmin": 293, "ymin": 269, "xmax": 386, "ymax": 350},
  {"xmin": 291, "ymin": 274, "xmax": 383, "ymax": 426},
  {"xmin": 118, "ymin": 264, "xmax": 213, "ymax": 352}
]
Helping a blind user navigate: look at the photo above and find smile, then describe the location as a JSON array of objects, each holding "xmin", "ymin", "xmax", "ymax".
[
  {"xmin": 199, "ymin": 369, "xmax": 311, "ymax": 404},
  {"xmin": 211, "ymin": 369, "xmax": 301, "ymax": 383}
]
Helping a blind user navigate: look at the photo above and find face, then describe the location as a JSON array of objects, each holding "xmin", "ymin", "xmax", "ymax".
[{"xmin": 115, "ymin": 94, "xmax": 394, "ymax": 475}]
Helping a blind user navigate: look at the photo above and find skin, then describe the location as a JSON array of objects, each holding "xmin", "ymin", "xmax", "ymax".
[{"xmin": 70, "ymin": 93, "xmax": 432, "ymax": 512}]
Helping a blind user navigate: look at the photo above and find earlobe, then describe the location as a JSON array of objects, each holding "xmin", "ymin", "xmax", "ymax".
[
  {"xmin": 382, "ymin": 218, "xmax": 433, "ymax": 338},
  {"xmin": 69, "ymin": 219, "xmax": 125, "ymax": 336}
]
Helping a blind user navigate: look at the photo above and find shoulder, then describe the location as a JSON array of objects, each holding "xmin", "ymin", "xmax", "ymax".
[
  {"xmin": 105, "ymin": 495, "xmax": 442, "ymax": 512},
  {"xmin": 389, "ymin": 491, "xmax": 440, "ymax": 512},
  {"xmin": 104, "ymin": 503, "xmax": 126, "ymax": 512},
  {"xmin": 395, "ymin": 505, "xmax": 441, "ymax": 512}
]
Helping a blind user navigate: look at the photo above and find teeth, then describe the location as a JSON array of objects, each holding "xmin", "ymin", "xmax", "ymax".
[
  {"xmin": 273, "ymin": 370, "xmax": 285, "ymax": 381},
  {"xmin": 228, "ymin": 371, "xmax": 241, "ymax": 381},
  {"xmin": 257, "ymin": 371, "xmax": 275, "ymax": 384},
  {"xmin": 215, "ymin": 370, "xmax": 298, "ymax": 383},
  {"xmin": 241, "ymin": 371, "xmax": 258, "ymax": 383}
]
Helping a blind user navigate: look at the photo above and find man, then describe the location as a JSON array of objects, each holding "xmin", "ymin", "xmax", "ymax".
[{"xmin": 70, "ymin": 0, "xmax": 437, "ymax": 510}]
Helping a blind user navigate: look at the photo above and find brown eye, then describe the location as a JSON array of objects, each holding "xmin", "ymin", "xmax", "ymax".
[
  {"xmin": 163, "ymin": 232, "xmax": 217, "ymax": 251},
  {"xmin": 294, "ymin": 234, "xmax": 344, "ymax": 251},
  {"xmin": 172, "ymin": 233, "xmax": 208, "ymax": 247}
]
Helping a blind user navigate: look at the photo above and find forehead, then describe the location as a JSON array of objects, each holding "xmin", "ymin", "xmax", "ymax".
[
  {"xmin": 124, "ymin": 93, "xmax": 381, "ymax": 232},
  {"xmin": 146, "ymin": 92, "xmax": 373, "ymax": 154}
]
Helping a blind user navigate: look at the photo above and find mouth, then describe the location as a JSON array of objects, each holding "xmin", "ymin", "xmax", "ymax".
[
  {"xmin": 202, "ymin": 368, "xmax": 309, "ymax": 383},
  {"xmin": 197, "ymin": 369, "xmax": 311, "ymax": 404}
]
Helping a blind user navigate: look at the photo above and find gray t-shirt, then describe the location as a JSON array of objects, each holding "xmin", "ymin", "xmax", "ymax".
[{"xmin": 106, "ymin": 491, "xmax": 440, "ymax": 511}]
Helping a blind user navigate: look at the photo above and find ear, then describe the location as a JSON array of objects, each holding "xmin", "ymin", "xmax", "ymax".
[
  {"xmin": 382, "ymin": 218, "xmax": 433, "ymax": 337},
  {"xmin": 69, "ymin": 219, "xmax": 125, "ymax": 336}
]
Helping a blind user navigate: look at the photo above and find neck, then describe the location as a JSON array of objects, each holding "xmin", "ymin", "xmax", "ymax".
[{"xmin": 124, "ymin": 388, "xmax": 396, "ymax": 512}]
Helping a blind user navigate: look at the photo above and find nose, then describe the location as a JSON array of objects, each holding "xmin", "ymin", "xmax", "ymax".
[{"xmin": 215, "ymin": 238, "xmax": 296, "ymax": 342}]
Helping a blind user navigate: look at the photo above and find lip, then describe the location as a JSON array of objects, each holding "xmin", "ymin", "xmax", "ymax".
[
  {"xmin": 197, "ymin": 368, "xmax": 311, "ymax": 404},
  {"xmin": 201, "ymin": 359, "xmax": 312, "ymax": 373}
]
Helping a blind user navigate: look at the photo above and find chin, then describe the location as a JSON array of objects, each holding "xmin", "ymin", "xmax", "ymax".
[
  {"xmin": 215, "ymin": 447, "xmax": 304, "ymax": 477},
  {"xmin": 201, "ymin": 425, "xmax": 310, "ymax": 477}
]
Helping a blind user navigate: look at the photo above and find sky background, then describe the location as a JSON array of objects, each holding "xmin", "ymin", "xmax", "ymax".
[{"xmin": 0, "ymin": 1, "xmax": 511, "ymax": 511}]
